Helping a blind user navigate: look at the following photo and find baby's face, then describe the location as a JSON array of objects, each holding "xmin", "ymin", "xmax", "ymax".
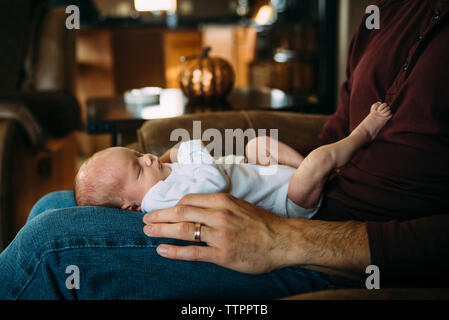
[{"xmin": 100, "ymin": 148, "xmax": 171, "ymax": 210}]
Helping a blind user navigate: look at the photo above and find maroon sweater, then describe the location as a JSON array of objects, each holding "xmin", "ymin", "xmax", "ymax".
[{"xmin": 309, "ymin": 0, "xmax": 449, "ymax": 286}]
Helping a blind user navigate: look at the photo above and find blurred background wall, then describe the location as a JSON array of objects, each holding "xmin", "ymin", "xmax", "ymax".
[{"xmin": 337, "ymin": 0, "xmax": 373, "ymax": 103}]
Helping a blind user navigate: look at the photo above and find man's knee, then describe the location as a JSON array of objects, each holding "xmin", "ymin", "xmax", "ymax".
[
  {"xmin": 28, "ymin": 190, "xmax": 76, "ymax": 222},
  {"xmin": 11, "ymin": 206, "xmax": 123, "ymax": 266},
  {"xmin": 0, "ymin": 210, "xmax": 68, "ymax": 292}
]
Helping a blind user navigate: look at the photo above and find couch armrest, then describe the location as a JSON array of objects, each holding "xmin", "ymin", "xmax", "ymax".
[
  {"xmin": 2, "ymin": 92, "xmax": 82, "ymax": 136},
  {"xmin": 0, "ymin": 100, "xmax": 44, "ymax": 152},
  {"xmin": 137, "ymin": 110, "xmax": 329, "ymax": 156}
]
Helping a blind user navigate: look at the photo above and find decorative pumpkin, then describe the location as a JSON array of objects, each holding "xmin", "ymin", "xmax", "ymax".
[{"xmin": 179, "ymin": 47, "xmax": 235, "ymax": 101}]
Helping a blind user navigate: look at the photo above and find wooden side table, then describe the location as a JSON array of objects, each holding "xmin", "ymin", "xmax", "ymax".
[{"xmin": 86, "ymin": 87, "xmax": 318, "ymax": 146}]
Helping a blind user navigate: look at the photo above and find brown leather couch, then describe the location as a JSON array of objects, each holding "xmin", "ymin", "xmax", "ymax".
[
  {"xmin": 133, "ymin": 110, "xmax": 449, "ymax": 300},
  {"xmin": 0, "ymin": 1, "xmax": 81, "ymax": 249},
  {"xmin": 136, "ymin": 110, "xmax": 328, "ymax": 157}
]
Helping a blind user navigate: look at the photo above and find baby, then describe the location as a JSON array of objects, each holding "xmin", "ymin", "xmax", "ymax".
[{"xmin": 74, "ymin": 102, "xmax": 392, "ymax": 218}]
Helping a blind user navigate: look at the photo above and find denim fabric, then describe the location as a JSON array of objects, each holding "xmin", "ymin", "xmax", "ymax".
[{"xmin": 0, "ymin": 191, "xmax": 363, "ymax": 299}]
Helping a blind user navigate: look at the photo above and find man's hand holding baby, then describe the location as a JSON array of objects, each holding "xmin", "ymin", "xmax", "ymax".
[
  {"xmin": 142, "ymin": 193, "xmax": 292, "ymax": 274},
  {"xmin": 142, "ymin": 192, "xmax": 370, "ymax": 276}
]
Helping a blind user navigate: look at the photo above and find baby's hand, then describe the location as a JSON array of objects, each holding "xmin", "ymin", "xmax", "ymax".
[{"xmin": 160, "ymin": 148, "xmax": 179, "ymax": 163}]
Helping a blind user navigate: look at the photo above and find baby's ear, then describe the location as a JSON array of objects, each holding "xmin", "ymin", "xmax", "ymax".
[
  {"xmin": 121, "ymin": 202, "xmax": 141, "ymax": 212},
  {"xmin": 121, "ymin": 202, "xmax": 135, "ymax": 211}
]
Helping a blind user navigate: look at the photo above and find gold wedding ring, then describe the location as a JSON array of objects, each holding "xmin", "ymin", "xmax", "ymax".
[{"xmin": 194, "ymin": 223, "xmax": 202, "ymax": 242}]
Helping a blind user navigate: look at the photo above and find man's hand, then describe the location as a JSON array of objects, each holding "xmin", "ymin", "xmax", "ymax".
[
  {"xmin": 142, "ymin": 193, "xmax": 370, "ymax": 275},
  {"xmin": 143, "ymin": 193, "xmax": 288, "ymax": 274}
]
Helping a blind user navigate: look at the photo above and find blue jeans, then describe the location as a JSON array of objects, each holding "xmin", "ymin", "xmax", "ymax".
[{"xmin": 0, "ymin": 191, "xmax": 363, "ymax": 299}]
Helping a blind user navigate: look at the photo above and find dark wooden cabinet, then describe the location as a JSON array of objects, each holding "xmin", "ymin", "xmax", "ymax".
[
  {"xmin": 75, "ymin": 27, "xmax": 202, "ymax": 99},
  {"xmin": 249, "ymin": 0, "xmax": 337, "ymax": 114}
]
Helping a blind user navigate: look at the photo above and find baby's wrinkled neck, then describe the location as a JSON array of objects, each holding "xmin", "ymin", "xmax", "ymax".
[{"xmin": 162, "ymin": 163, "xmax": 173, "ymax": 180}]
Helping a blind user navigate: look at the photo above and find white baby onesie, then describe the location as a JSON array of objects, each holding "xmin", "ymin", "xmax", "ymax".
[{"xmin": 141, "ymin": 140, "xmax": 320, "ymax": 218}]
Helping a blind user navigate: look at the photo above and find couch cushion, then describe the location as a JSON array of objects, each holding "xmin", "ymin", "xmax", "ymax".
[{"xmin": 137, "ymin": 110, "xmax": 329, "ymax": 156}]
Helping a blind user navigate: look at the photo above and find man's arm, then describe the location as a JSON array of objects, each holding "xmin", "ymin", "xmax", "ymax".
[
  {"xmin": 287, "ymin": 215, "xmax": 449, "ymax": 286},
  {"xmin": 143, "ymin": 191, "xmax": 449, "ymax": 287},
  {"xmin": 143, "ymin": 193, "xmax": 371, "ymax": 276},
  {"xmin": 278, "ymin": 218, "xmax": 370, "ymax": 276}
]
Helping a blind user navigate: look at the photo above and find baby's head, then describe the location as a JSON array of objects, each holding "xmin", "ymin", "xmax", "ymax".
[{"xmin": 74, "ymin": 147, "xmax": 171, "ymax": 211}]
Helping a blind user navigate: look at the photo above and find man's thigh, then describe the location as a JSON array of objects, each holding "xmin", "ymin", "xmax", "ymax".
[
  {"xmin": 27, "ymin": 190, "xmax": 76, "ymax": 222},
  {"xmin": 2, "ymin": 201, "xmax": 361, "ymax": 299}
]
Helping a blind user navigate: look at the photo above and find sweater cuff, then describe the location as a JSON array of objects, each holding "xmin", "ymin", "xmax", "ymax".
[{"xmin": 366, "ymin": 221, "xmax": 386, "ymax": 269}]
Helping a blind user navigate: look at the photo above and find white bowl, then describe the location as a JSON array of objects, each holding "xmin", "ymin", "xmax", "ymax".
[{"xmin": 124, "ymin": 87, "xmax": 162, "ymax": 105}]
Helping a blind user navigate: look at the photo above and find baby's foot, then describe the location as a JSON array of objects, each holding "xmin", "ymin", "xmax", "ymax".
[{"xmin": 352, "ymin": 102, "xmax": 392, "ymax": 141}]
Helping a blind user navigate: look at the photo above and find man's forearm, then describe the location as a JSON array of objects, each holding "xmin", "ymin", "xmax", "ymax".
[{"xmin": 281, "ymin": 219, "xmax": 370, "ymax": 275}]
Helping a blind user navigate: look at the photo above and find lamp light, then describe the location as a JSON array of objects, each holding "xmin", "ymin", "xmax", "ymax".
[
  {"xmin": 134, "ymin": 0, "xmax": 176, "ymax": 12},
  {"xmin": 254, "ymin": 4, "xmax": 274, "ymax": 25}
]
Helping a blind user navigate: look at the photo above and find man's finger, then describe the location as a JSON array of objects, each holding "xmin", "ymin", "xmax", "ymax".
[
  {"xmin": 143, "ymin": 205, "xmax": 217, "ymax": 225},
  {"xmin": 143, "ymin": 222, "xmax": 218, "ymax": 245},
  {"xmin": 156, "ymin": 244, "xmax": 218, "ymax": 263}
]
